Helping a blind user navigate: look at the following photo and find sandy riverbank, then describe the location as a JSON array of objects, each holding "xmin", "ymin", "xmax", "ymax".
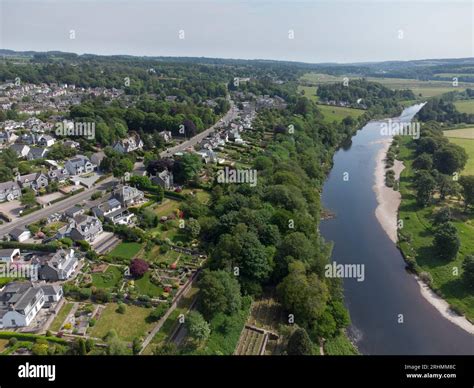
[
  {"xmin": 373, "ymin": 138, "xmax": 403, "ymax": 243},
  {"xmin": 373, "ymin": 137, "xmax": 474, "ymax": 335}
]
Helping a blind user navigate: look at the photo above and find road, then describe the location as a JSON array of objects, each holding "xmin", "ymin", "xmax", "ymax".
[
  {"xmin": 0, "ymin": 176, "xmax": 117, "ymax": 236},
  {"xmin": 159, "ymin": 100, "xmax": 237, "ymax": 157}
]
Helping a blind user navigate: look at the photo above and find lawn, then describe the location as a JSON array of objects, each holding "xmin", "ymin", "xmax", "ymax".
[
  {"xmin": 133, "ymin": 272, "xmax": 164, "ymax": 297},
  {"xmin": 317, "ymin": 104, "xmax": 365, "ymax": 123},
  {"xmin": 108, "ymin": 242, "xmax": 142, "ymax": 260},
  {"xmin": 89, "ymin": 303, "xmax": 155, "ymax": 341},
  {"xmin": 397, "ymin": 137, "xmax": 474, "ymax": 320},
  {"xmin": 443, "ymin": 131, "xmax": 474, "ymax": 175},
  {"xmin": 454, "ymin": 100, "xmax": 474, "ymax": 114},
  {"xmin": 91, "ymin": 265, "xmax": 123, "ymax": 289},
  {"xmin": 49, "ymin": 302, "xmax": 74, "ymax": 332},
  {"xmin": 152, "ymin": 198, "xmax": 180, "ymax": 219},
  {"xmin": 297, "ymin": 85, "xmax": 319, "ymax": 102},
  {"xmin": 0, "ymin": 338, "xmax": 9, "ymax": 353}
]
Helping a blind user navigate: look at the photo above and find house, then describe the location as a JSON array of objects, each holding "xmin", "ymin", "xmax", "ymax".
[
  {"xmin": 0, "ymin": 282, "xmax": 63, "ymax": 328},
  {"xmin": 65, "ymin": 155, "xmax": 96, "ymax": 176},
  {"xmin": 63, "ymin": 140, "xmax": 80, "ymax": 149},
  {"xmin": 37, "ymin": 135, "xmax": 55, "ymax": 147},
  {"xmin": 16, "ymin": 172, "xmax": 49, "ymax": 191},
  {"xmin": 17, "ymin": 133, "xmax": 36, "ymax": 145},
  {"xmin": 92, "ymin": 198, "xmax": 133, "ymax": 225},
  {"xmin": 0, "ymin": 282, "xmax": 45, "ymax": 328},
  {"xmin": 90, "ymin": 151, "xmax": 105, "ymax": 168},
  {"xmin": 27, "ymin": 147, "xmax": 48, "ymax": 160},
  {"xmin": 10, "ymin": 144, "xmax": 30, "ymax": 158},
  {"xmin": 0, "ymin": 181, "xmax": 21, "ymax": 202},
  {"xmin": 151, "ymin": 169, "xmax": 174, "ymax": 190},
  {"xmin": 64, "ymin": 206, "xmax": 84, "ymax": 219},
  {"xmin": 68, "ymin": 214, "xmax": 103, "ymax": 243},
  {"xmin": 40, "ymin": 285, "xmax": 63, "ymax": 306},
  {"xmin": 33, "ymin": 249, "xmax": 78, "ymax": 281},
  {"xmin": 196, "ymin": 149, "xmax": 218, "ymax": 164},
  {"xmin": 48, "ymin": 168, "xmax": 70, "ymax": 183},
  {"xmin": 113, "ymin": 185, "xmax": 144, "ymax": 207},
  {"xmin": 0, "ymin": 248, "xmax": 20, "ymax": 263},
  {"xmin": 9, "ymin": 228, "xmax": 32, "ymax": 243},
  {"xmin": 158, "ymin": 131, "xmax": 172, "ymax": 143},
  {"xmin": 0, "ymin": 130, "xmax": 17, "ymax": 145},
  {"xmin": 112, "ymin": 133, "xmax": 143, "ymax": 153}
]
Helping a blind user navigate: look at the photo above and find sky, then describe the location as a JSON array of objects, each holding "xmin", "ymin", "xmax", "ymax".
[{"xmin": 1, "ymin": 0, "xmax": 473, "ymax": 64}]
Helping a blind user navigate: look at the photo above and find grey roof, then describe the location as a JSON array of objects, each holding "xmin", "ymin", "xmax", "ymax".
[
  {"xmin": 9, "ymin": 227, "xmax": 29, "ymax": 239},
  {"xmin": 0, "ymin": 181, "xmax": 20, "ymax": 191},
  {"xmin": 40, "ymin": 284, "xmax": 61, "ymax": 296},
  {"xmin": 0, "ymin": 249, "xmax": 19, "ymax": 257},
  {"xmin": 14, "ymin": 287, "xmax": 42, "ymax": 311},
  {"xmin": 65, "ymin": 206, "xmax": 83, "ymax": 217}
]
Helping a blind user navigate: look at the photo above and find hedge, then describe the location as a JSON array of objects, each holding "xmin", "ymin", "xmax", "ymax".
[
  {"xmin": 0, "ymin": 332, "xmax": 68, "ymax": 345},
  {"xmin": 0, "ymin": 241, "xmax": 57, "ymax": 252}
]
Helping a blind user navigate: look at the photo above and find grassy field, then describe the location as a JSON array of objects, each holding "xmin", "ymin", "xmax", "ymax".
[
  {"xmin": 152, "ymin": 199, "xmax": 180, "ymax": 218},
  {"xmin": 108, "ymin": 242, "xmax": 142, "ymax": 260},
  {"xmin": 443, "ymin": 128, "xmax": 474, "ymax": 175},
  {"xmin": 49, "ymin": 302, "xmax": 74, "ymax": 332},
  {"xmin": 300, "ymin": 72, "xmax": 471, "ymax": 98},
  {"xmin": 454, "ymin": 100, "xmax": 474, "ymax": 114},
  {"xmin": 89, "ymin": 303, "xmax": 155, "ymax": 341},
  {"xmin": 91, "ymin": 265, "xmax": 123, "ymax": 289},
  {"xmin": 133, "ymin": 272, "xmax": 163, "ymax": 297},
  {"xmin": 397, "ymin": 138, "xmax": 474, "ymax": 320},
  {"xmin": 297, "ymin": 85, "xmax": 319, "ymax": 102},
  {"xmin": 317, "ymin": 104, "xmax": 365, "ymax": 123}
]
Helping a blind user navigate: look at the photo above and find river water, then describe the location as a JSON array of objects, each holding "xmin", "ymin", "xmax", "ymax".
[{"xmin": 320, "ymin": 105, "xmax": 474, "ymax": 354}]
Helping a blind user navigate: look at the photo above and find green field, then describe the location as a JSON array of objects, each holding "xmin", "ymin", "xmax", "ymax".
[
  {"xmin": 317, "ymin": 104, "xmax": 365, "ymax": 123},
  {"xmin": 297, "ymin": 85, "xmax": 319, "ymax": 102},
  {"xmin": 91, "ymin": 265, "xmax": 123, "ymax": 289},
  {"xmin": 133, "ymin": 272, "xmax": 164, "ymax": 297},
  {"xmin": 397, "ymin": 138, "xmax": 474, "ymax": 320},
  {"xmin": 446, "ymin": 138, "xmax": 474, "ymax": 175},
  {"xmin": 152, "ymin": 199, "xmax": 180, "ymax": 218},
  {"xmin": 89, "ymin": 303, "xmax": 155, "ymax": 341},
  {"xmin": 454, "ymin": 100, "xmax": 474, "ymax": 114},
  {"xmin": 300, "ymin": 72, "xmax": 471, "ymax": 98},
  {"xmin": 108, "ymin": 242, "xmax": 142, "ymax": 260}
]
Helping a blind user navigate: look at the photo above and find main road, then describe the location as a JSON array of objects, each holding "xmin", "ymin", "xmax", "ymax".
[{"xmin": 160, "ymin": 100, "xmax": 237, "ymax": 157}]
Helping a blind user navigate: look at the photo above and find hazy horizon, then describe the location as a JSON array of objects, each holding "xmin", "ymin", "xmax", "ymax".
[{"xmin": 1, "ymin": 0, "xmax": 473, "ymax": 64}]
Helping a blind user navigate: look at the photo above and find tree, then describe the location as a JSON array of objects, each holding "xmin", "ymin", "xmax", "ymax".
[
  {"xmin": 433, "ymin": 144, "xmax": 468, "ymax": 175},
  {"xmin": 198, "ymin": 270, "xmax": 241, "ymax": 320},
  {"xmin": 433, "ymin": 222, "xmax": 460, "ymax": 260},
  {"xmin": 414, "ymin": 170, "xmax": 436, "ymax": 207},
  {"xmin": 20, "ymin": 188, "xmax": 37, "ymax": 208},
  {"xmin": 432, "ymin": 207, "xmax": 452, "ymax": 225},
  {"xmin": 437, "ymin": 174, "xmax": 459, "ymax": 200},
  {"xmin": 277, "ymin": 261, "xmax": 328, "ymax": 326},
  {"xmin": 132, "ymin": 337, "xmax": 142, "ymax": 355},
  {"xmin": 129, "ymin": 258, "xmax": 149, "ymax": 278},
  {"xmin": 173, "ymin": 153, "xmax": 202, "ymax": 184},
  {"xmin": 459, "ymin": 176, "xmax": 474, "ymax": 210},
  {"xmin": 185, "ymin": 218, "xmax": 201, "ymax": 238},
  {"xmin": 185, "ymin": 311, "xmax": 210, "ymax": 343},
  {"xmin": 412, "ymin": 153, "xmax": 433, "ymax": 170},
  {"xmin": 462, "ymin": 255, "xmax": 474, "ymax": 289},
  {"xmin": 287, "ymin": 327, "xmax": 313, "ymax": 355}
]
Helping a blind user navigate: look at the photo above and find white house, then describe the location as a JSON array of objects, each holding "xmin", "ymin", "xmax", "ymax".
[
  {"xmin": 9, "ymin": 228, "xmax": 32, "ymax": 243},
  {"xmin": 0, "ymin": 248, "xmax": 20, "ymax": 263}
]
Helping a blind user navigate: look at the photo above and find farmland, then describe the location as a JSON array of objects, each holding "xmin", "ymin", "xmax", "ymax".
[
  {"xmin": 317, "ymin": 104, "xmax": 365, "ymax": 123},
  {"xmin": 454, "ymin": 100, "xmax": 474, "ymax": 114},
  {"xmin": 443, "ymin": 127, "xmax": 474, "ymax": 175}
]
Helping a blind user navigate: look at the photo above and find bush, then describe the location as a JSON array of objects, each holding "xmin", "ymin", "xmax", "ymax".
[
  {"xmin": 148, "ymin": 303, "xmax": 170, "ymax": 322},
  {"xmin": 130, "ymin": 258, "xmax": 149, "ymax": 278},
  {"xmin": 420, "ymin": 271, "xmax": 433, "ymax": 286}
]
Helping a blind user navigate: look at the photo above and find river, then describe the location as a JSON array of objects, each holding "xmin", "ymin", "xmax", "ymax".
[{"xmin": 320, "ymin": 104, "xmax": 474, "ymax": 354}]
